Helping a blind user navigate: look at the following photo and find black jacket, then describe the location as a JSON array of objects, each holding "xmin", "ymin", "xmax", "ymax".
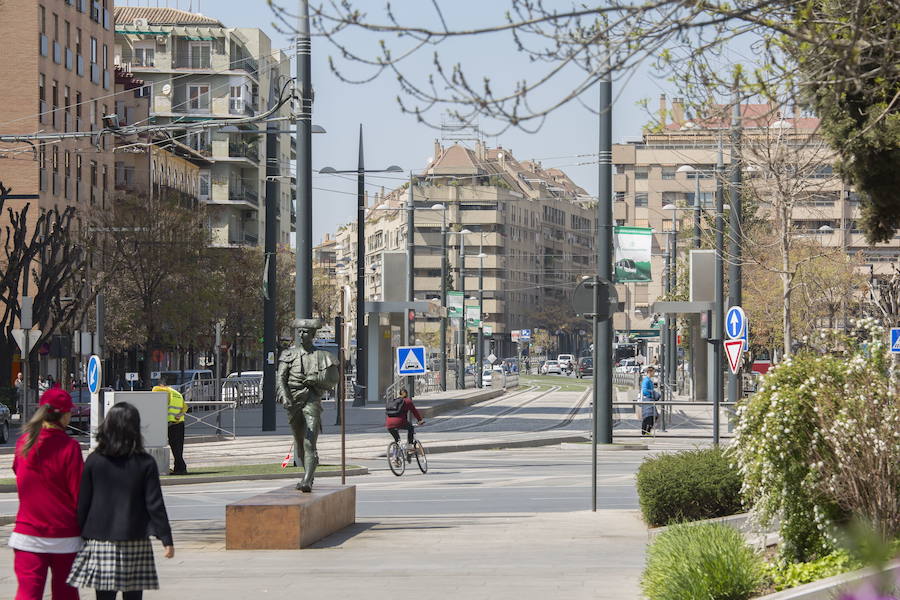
[{"xmin": 77, "ymin": 451, "xmax": 173, "ymax": 547}]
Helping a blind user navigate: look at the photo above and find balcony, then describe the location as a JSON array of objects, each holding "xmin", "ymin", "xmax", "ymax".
[
  {"xmin": 228, "ymin": 185, "xmax": 259, "ymax": 206},
  {"xmin": 228, "ymin": 141, "xmax": 259, "ymax": 163},
  {"xmin": 229, "ymin": 56, "xmax": 259, "ymax": 78}
]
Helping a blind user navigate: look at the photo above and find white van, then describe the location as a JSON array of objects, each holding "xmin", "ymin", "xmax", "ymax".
[{"xmin": 557, "ymin": 354, "xmax": 575, "ymax": 369}]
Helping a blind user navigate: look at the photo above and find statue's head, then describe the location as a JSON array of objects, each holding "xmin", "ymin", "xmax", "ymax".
[{"xmin": 292, "ymin": 318, "xmax": 323, "ymax": 347}]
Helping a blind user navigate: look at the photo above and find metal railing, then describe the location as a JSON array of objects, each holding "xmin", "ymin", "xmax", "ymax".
[
  {"xmin": 613, "ymin": 371, "xmax": 641, "ymax": 388},
  {"xmin": 221, "ymin": 374, "xmax": 263, "ymax": 406},
  {"xmin": 184, "ymin": 400, "xmax": 237, "ymax": 439}
]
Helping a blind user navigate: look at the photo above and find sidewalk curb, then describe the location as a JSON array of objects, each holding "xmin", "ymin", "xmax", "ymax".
[
  {"xmin": 383, "ymin": 434, "xmax": 591, "ymax": 456},
  {"xmin": 0, "ymin": 468, "xmax": 369, "ymax": 493},
  {"xmin": 417, "ymin": 389, "xmax": 506, "ymax": 419},
  {"xmin": 559, "ymin": 442, "xmax": 649, "ymax": 451}
]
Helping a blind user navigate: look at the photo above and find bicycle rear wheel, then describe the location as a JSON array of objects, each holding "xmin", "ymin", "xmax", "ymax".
[
  {"xmin": 413, "ymin": 440, "xmax": 428, "ymax": 473},
  {"xmin": 387, "ymin": 442, "xmax": 405, "ymax": 476}
]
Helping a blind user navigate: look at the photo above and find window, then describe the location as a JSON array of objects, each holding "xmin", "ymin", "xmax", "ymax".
[
  {"xmin": 188, "ymin": 42, "xmax": 211, "ymax": 69},
  {"xmin": 662, "ymin": 219, "xmax": 674, "ymax": 232},
  {"xmin": 38, "ymin": 74, "xmax": 46, "ymax": 123},
  {"xmin": 615, "ymin": 219, "xmax": 626, "ymax": 227},
  {"xmin": 615, "ymin": 164, "xmax": 626, "ymax": 175},
  {"xmin": 65, "ymin": 20, "xmax": 70, "ymax": 46},
  {"xmin": 102, "ymin": 43, "xmax": 107, "ymax": 68},
  {"xmin": 76, "ymin": 155, "xmax": 82, "ymax": 181},
  {"xmin": 188, "ymin": 85, "xmax": 210, "ymax": 111},
  {"xmin": 229, "ymin": 85, "xmax": 243, "ymax": 112},
  {"xmin": 635, "ymin": 193, "xmax": 648, "ymax": 207},
  {"xmin": 64, "ymin": 86, "xmax": 70, "ymax": 111},
  {"xmin": 661, "ymin": 166, "xmax": 676, "ymax": 180},
  {"xmin": 614, "ymin": 191, "xmax": 626, "ymax": 202},
  {"xmin": 90, "ymin": 37, "xmax": 97, "ymax": 63},
  {"xmin": 75, "ymin": 28, "xmax": 81, "ymax": 54},
  {"xmin": 40, "ymin": 5, "xmax": 46, "ymax": 33},
  {"xmin": 53, "ymin": 13, "xmax": 58, "ymax": 40},
  {"xmin": 133, "ymin": 45, "xmax": 154, "ymax": 67},
  {"xmin": 635, "ymin": 167, "xmax": 649, "ymax": 180}
]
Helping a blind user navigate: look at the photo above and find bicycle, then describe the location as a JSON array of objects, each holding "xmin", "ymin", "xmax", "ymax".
[{"xmin": 386, "ymin": 426, "xmax": 427, "ymax": 476}]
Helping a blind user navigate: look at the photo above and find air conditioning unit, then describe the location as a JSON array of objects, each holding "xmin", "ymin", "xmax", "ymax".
[
  {"xmin": 156, "ymin": 35, "xmax": 167, "ymax": 45},
  {"xmin": 133, "ymin": 18, "xmax": 149, "ymax": 29}
]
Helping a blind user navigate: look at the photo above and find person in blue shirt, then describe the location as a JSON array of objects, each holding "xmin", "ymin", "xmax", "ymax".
[{"xmin": 641, "ymin": 366, "xmax": 659, "ymax": 436}]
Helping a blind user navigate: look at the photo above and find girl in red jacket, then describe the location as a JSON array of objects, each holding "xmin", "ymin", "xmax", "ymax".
[{"xmin": 9, "ymin": 387, "xmax": 84, "ymax": 600}]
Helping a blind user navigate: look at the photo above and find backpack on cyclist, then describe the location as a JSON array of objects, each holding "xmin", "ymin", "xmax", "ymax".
[{"xmin": 385, "ymin": 396, "xmax": 405, "ymax": 417}]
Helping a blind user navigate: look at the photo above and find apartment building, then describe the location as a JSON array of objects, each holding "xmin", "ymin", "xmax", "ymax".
[
  {"xmin": 112, "ymin": 7, "xmax": 295, "ymax": 248},
  {"xmin": 612, "ymin": 95, "xmax": 877, "ymax": 332},
  {"xmin": 0, "ymin": 0, "xmax": 115, "ymax": 219},
  {"xmin": 113, "ymin": 65, "xmax": 211, "ymax": 206},
  {"xmin": 327, "ymin": 140, "xmax": 597, "ymax": 357}
]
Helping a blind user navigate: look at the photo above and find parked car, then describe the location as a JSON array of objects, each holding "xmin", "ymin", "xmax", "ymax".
[
  {"xmin": 152, "ymin": 370, "xmax": 215, "ymax": 402},
  {"xmin": 541, "ymin": 360, "xmax": 562, "ymax": 375},
  {"xmin": 615, "ymin": 358, "xmax": 641, "ymax": 373},
  {"xmin": 222, "ymin": 371, "xmax": 263, "ymax": 403},
  {"xmin": 576, "ymin": 357, "xmax": 593, "ymax": 379},
  {"xmin": 482, "ymin": 369, "xmax": 493, "ymax": 387},
  {"xmin": 0, "ymin": 401, "xmax": 10, "ymax": 443}
]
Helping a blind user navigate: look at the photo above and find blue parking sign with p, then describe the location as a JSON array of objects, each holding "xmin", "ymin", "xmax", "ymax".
[
  {"xmin": 397, "ymin": 346, "xmax": 427, "ymax": 375},
  {"xmin": 891, "ymin": 328, "xmax": 900, "ymax": 353}
]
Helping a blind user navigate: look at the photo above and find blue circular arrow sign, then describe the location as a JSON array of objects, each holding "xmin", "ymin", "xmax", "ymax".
[
  {"xmin": 725, "ymin": 306, "xmax": 746, "ymax": 340},
  {"xmin": 87, "ymin": 355, "xmax": 102, "ymax": 394}
]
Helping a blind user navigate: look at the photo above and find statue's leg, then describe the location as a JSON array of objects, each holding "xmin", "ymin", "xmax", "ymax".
[
  {"xmin": 297, "ymin": 401, "xmax": 322, "ymax": 492},
  {"xmin": 287, "ymin": 407, "xmax": 306, "ymax": 468}
]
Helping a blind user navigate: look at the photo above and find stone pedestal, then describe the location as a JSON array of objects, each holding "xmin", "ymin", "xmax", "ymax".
[{"xmin": 225, "ymin": 484, "xmax": 356, "ymax": 550}]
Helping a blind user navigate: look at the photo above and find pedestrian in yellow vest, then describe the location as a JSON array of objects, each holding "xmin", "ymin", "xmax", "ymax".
[{"xmin": 152, "ymin": 374, "xmax": 188, "ymax": 475}]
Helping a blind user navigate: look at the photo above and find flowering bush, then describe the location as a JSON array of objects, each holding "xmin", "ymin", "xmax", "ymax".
[{"xmin": 732, "ymin": 319, "xmax": 900, "ymax": 562}]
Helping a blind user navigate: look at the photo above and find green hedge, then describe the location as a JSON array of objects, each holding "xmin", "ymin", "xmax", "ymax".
[
  {"xmin": 642, "ymin": 522, "xmax": 764, "ymax": 600},
  {"xmin": 636, "ymin": 447, "xmax": 743, "ymax": 527}
]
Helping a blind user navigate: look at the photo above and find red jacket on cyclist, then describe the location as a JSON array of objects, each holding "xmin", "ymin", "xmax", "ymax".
[{"xmin": 385, "ymin": 389, "xmax": 424, "ymax": 445}]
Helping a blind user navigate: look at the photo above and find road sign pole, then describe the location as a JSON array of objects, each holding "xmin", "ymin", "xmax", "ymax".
[{"xmin": 591, "ymin": 279, "xmax": 599, "ymax": 513}]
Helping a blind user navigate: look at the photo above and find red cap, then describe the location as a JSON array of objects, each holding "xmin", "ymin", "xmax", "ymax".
[{"xmin": 39, "ymin": 387, "xmax": 73, "ymax": 414}]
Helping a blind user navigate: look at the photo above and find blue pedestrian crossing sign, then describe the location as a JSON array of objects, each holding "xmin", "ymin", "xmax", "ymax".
[
  {"xmin": 725, "ymin": 306, "xmax": 747, "ymax": 340},
  {"xmin": 397, "ymin": 346, "xmax": 427, "ymax": 376},
  {"xmin": 87, "ymin": 354, "xmax": 102, "ymax": 394},
  {"xmin": 891, "ymin": 328, "xmax": 900, "ymax": 353}
]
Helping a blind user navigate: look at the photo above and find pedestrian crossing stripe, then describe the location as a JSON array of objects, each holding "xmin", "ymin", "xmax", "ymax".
[{"xmin": 397, "ymin": 346, "xmax": 427, "ymax": 375}]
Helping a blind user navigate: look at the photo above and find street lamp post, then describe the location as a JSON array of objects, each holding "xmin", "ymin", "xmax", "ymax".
[
  {"xmin": 319, "ymin": 125, "xmax": 402, "ymax": 406},
  {"xmin": 476, "ymin": 240, "xmax": 487, "ymax": 388},
  {"xmin": 429, "ymin": 204, "xmax": 449, "ymax": 391},
  {"xmin": 448, "ymin": 228, "xmax": 473, "ymax": 389}
]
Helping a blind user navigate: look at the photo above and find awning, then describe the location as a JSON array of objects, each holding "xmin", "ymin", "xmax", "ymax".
[{"xmin": 114, "ymin": 30, "xmax": 170, "ymax": 35}]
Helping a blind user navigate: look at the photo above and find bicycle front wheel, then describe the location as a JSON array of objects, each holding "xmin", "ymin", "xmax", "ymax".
[
  {"xmin": 387, "ymin": 442, "xmax": 405, "ymax": 476},
  {"xmin": 413, "ymin": 440, "xmax": 428, "ymax": 474}
]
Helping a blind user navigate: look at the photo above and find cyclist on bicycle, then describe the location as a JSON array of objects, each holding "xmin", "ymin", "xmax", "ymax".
[{"xmin": 385, "ymin": 388, "xmax": 424, "ymax": 446}]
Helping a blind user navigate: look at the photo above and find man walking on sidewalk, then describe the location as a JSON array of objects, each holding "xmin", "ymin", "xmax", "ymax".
[{"xmin": 153, "ymin": 374, "xmax": 188, "ymax": 475}]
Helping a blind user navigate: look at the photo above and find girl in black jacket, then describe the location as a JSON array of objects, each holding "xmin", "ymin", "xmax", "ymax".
[{"xmin": 67, "ymin": 402, "xmax": 174, "ymax": 600}]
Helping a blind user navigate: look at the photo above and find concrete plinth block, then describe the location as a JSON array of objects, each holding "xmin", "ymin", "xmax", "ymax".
[{"xmin": 225, "ymin": 484, "xmax": 356, "ymax": 550}]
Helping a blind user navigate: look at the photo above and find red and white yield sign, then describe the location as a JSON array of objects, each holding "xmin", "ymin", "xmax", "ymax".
[{"xmin": 724, "ymin": 339, "xmax": 745, "ymax": 374}]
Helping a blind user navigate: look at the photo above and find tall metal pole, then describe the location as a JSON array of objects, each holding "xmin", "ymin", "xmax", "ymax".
[
  {"xmin": 694, "ymin": 176, "xmax": 701, "ymax": 249},
  {"xmin": 262, "ymin": 117, "xmax": 279, "ymax": 430},
  {"xmin": 727, "ymin": 90, "xmax": 743, "ymax": 407},
  {"xmin": 458, "ymin": 233, "xmax": 466, "ymax": 390},
  {"xmin": 294, "ymin": 0, "xmax": 313, "ymax": 320},
  {"xmin": 712, "ymin": 143, "xmax": 724, "ymax": 445},
  {"xmin": 591, "ymin": 282, "xmax": 599, "ymax": 512},
  {"xmin": 335, "ymin": 314, "xmax": 345, "ymax": 482},
  {"xmin": 661, "ymin": 252, "xmax": 670, "ymax": 405},
  {"xmin": 354, "ymin": 125, "xmax": 367, "ymax": 406},
  {"xmin": 406, "ymin": 172, "xmax": 416, "ymax": 398},
  {"xmin": 596, "ymin": 71, "xmax": 613, "ymax": 446},
  {"xmin": 439, "ymin": 211, "xmax": 448, "ymax": 391},
  {"xmin": 477, "ymin": 236, "xmax": 484, "ymax": 388}
]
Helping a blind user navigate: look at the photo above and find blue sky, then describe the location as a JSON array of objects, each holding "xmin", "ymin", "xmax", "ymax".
[{"xmin": 128, "ymin": 1, "xmax": 677, "ymax": 243}]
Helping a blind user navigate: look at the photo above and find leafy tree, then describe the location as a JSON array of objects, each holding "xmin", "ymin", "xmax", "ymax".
[{"xmin": 97, "ymin": 192, "xmax": 213, "ymax": 383}]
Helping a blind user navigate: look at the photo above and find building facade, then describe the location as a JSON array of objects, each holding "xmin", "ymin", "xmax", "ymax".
[
  {"xmin": 113, "ymin": 7, "xmax": 295, "ymax": 248},
  {"xmin": 611, "ymin": 95, "xmax": 876, "ymax": 334},
  {"xmin": 0, "ymin": 0, "xmax": 116, "ymax": 219},
  {"xmin": 325, "ymin": 140, "xmax": 598, "ymax": 358}
]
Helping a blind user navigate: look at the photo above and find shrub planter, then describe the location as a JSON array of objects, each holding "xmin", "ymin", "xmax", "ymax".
[{"xmin": 755, "ymin": 560, "xmax": 900, "ymax": 600}]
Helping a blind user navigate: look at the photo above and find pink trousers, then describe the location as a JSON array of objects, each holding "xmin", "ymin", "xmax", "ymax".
[{"xmin": 14, "ymin": 549, "xmax": 79, "ymax": 600}]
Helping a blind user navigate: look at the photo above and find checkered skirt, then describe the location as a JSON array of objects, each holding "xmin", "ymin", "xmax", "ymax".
[{"xmin": 67, "ymin": 538, "xmax": 159, "ymax": 591}]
